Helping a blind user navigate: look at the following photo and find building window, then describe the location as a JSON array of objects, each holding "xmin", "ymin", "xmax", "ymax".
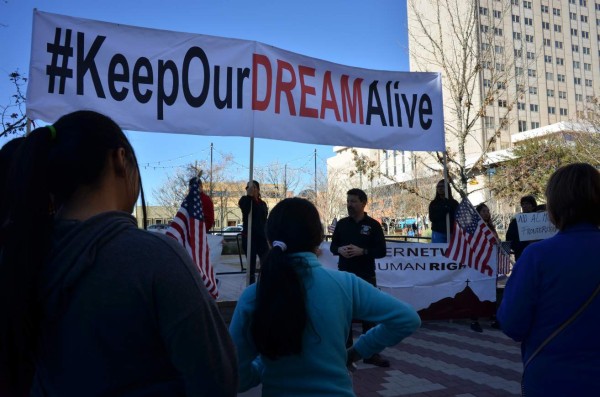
[
  {"xmin": 515, "ymin": 66, "xmax": 524, "ymax": 75},
  {"xmin": 548, "ymin": 106, "xmax": 556, "ymax": 114},
  {"xmin": 531, "ymin": 122, "xmax": 540, "ymax": 129},
  {"xmin": 523, "ymin": 1, "xmax": 532, "ymax": 9},
  {"xmin": 570, "ymin": 12, "xmax": 577, "ymax": 20},
  {"xmin": 481, "ymin": 25, "xmax": 489, "ymax": 33},
  {"xmin": 546, "ymin": 72, "xmax": 554, "ymax": 80},
  {"xmin": 530, "ymin": 104, "xmax": 539, "ymax": 111},
  {"xmin": 557, "ymin": 74, "xmax": 565, "ymax": 82},
  {"xmin": 526, "ymin": 34, "xmax": 534, "ymax": 43},
  {"xmin": 580, "ymin": 15, "xmax": 588, "ymax": 23},
  {"xmin": 513, "ymin": 32, "xmax": 522, "ymax": 40},
  {"xmin": 479, "ymin": 6, "xmax": 488, "ymax": 15},
  {"xmin": 541, "ymin": 5, "xmax": 548, "ymax": 13},
  {"xmin": 493, "ymin": 10, "xmax": 502, "ymax": 18},
  {"xmin": 585, "ymin": 79, "xmax": 593, "ymax": 87},
  {"xmin": 512, "ymin": 14, "xmax": 520, "ymax": 22},
  {"xmin": 553, "ymin": 8, "xmax": 561, "ymax": 16},
  {"xmin": 526, "ymin": 51, "xmax": 534, "ymax": 59},
  {"xmin": 528, "ymin": 69, "xmax": 536, "ymax": 77},
  {"xmin": 560, "ymin": 108, "xmax": 568, "ymax": 116},
  {"xmin": 498, "ymin": 99, "xmax": 507, "ymax": 107},
  {"xmin": 579, "ymin": 0, "xmax": 586, "ymax": 6},
  {"xmin": 584, "ymin": 63, "xmax": 592, "ymax": 71},
  {"xmin": 483, "ymin": 79, "xmax": 492, "ymax": 87},
  {"xmin": 517, "ymin": 102, "xmax": 526, "ymax": 110},
  {"xmin": 555, "ymin": 41, "xmax": 563, "ymax": 49},
  {"xmin": 583, "ymin": 47, "xmax": 590, "ymax": 54},
  {"xmin": 571, "ymin": 28, "xmax": 579, "ymax": 36},
  {"xmin": 542, "ymin": 21, "xmax": 550, "ymax": 30},
  {"xmin": 574, "ymin": 61, "xmax": 581, "ymax": 69},
  {"xmin": 496, "ymin": 63, "xmax": 505, "ymax": 71},
  {"xmin": 559, "ymin": 91, "xmax": 567, "ymax": 99},
  {"xmin": 497, "ymin": 81, "xmax": 506, "ymax": 89},
  {"xmin": 582, "ymin": 31, "xmax": 589, "ymax": 39},
  {"xmin": 495, "ymin": 45, "xmax": 504, "ymax": 54},
  {"xmin": 494, "ymin": 28, "xmax": 503, "ymax": 36},
  {"xmin": 529, "ymin": 87, "xmax": 538, "ymax": 94},
  {"xmin": 543, "ymin": 38, "xmax": 551, "ymax": 46},
  {"xmin": 572, "ymin": 44, "xmax": 579, "ymax": 52},
  {"xmin": 518, "ymin": 120, "xmax": 527, "ymax": 131},
  {"xmin": 484, "ymin": 116, "xmax": 494, "ymax": 129},
  {"xmin": 554, "ymin": 24, "xmax": 562, "ymax": 33},
  {"xmin": 545, "ymin": 55, "xmax": 553, "ymax": 63},
  {"xmin": 524, "ymin": 17, "xmax": 533, "ymax": 26},
  {"xmin": 556, "ymin": 57, "xmax": 564, "ymax": 65},
  {"xmin": 547, "ymin": 89, "xmax": 555, "ymax": 97},
  {"xmin": 574, "ymin": 77, "xmax": 582, "ymax": 85}
]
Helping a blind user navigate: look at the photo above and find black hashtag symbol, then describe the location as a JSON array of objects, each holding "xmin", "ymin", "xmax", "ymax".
[{"xmin": 46, "ymin": 28, "xmax": 74, "ymax": 94}]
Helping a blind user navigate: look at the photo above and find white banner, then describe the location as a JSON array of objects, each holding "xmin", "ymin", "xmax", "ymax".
[
  {"xmin": 320, "ymin": 242, "xmax": 496, "ymax": 317},
  {"xmin": 516, "ymin": 211, "xmax": 558, "ymax": 241},
  {"xmin": 27, "ymin": 10, "xmax": 445, "ymax": 151}
]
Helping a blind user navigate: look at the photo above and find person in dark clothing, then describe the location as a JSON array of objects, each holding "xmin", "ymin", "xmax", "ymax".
[
  {"xmin": 238, "ymin": 180, "xmax": 269, "ymax": 284},
  {"xmin": 330, "ymin": 188, "xmax": 389, "ymax": 367},
  {"xmin": 428, "ymin": 179, "xmax": 459, "ymax": 243},
  {"xmin": 0, "ymin": 111, "xmax": 238, "ymax": 397},
  {"xmin": 505, "ymin": 195, "xmax": 537, "ymax": 261}
]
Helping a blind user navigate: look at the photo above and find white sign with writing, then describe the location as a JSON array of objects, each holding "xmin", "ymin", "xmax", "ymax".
[
  {"xmin": 320, "ymin": 242, "xmax": 496, "ymax": 312},
  {"xmin": 516, "ymin": 211, "xmax": 558, "ymax": 241}
]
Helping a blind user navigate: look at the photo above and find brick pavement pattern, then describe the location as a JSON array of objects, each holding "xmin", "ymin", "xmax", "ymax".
[{"xmin": 350, "ymin": 320, "xmax": 522, "ymax": 397}]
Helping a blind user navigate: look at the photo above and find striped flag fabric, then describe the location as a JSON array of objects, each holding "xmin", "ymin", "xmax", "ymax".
[
  {"xmin": 497, "ymin": 243, "xmax": 512, "ymax": 275},
  {"xmin": 166, "ymin": 177, "xmax": 218, "ymax": 299},
  {"xmin": 444, "ymin": 198, "xmax": 497, "ymax": 276}
]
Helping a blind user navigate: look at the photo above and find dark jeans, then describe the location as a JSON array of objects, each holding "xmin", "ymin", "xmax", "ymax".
[
  {"xmin": 241, "ymin": 236, "xmax": 269, "ymax": 284},
  {"xmin": 346, "ymin": 275, "xmax": 378, "ymax": 348}
]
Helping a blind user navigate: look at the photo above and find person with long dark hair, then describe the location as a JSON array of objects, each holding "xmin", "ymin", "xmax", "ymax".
[
  {"xmin": 498, "ymin": 163, "xmax": 600, "ymax": 396},
  {"xmin": 0, "ymin": 111, "xmax": 237, "ymax": 397},
  {"xmin": 229, "ymin": 197, "xmax": 420, "ymax": 396}
]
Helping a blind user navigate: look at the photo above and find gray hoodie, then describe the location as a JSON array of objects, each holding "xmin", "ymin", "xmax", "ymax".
[{"xmin": 31, "ymin": 211, "xmax": 237, "ymax": 397}]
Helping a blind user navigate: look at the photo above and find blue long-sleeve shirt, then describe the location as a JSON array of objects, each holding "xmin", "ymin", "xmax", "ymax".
[
  {"xmin": 229, "ymin": 252, "xmax": 421, "ymax": 396},
  {"xmin": 498, "ymin": 223, "xmax": 600, "ymax": 397}
]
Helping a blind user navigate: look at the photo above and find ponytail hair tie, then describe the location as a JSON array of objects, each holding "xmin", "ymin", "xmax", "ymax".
[
  {"xmin": 47, "ymin": 125, "xmax": 57, "ymax": 140},
  {"xmin": 272, "ymin": 241, "xmax": 287, "ymax": 252}
]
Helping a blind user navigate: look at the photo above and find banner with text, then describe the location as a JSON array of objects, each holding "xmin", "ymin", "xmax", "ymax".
[
  {"xmin": 27, "ymin": 10, "xmax": 445, "ymax": 151},
  {"xmin": 516, "ymin": 211, "xmax": 557, "ymax": 241},
  {"xmin": 320, "ymin": 242, "xmax": 497, "ymax": 320}
]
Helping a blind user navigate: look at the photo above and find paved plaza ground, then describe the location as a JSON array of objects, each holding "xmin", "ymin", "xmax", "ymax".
[{"xmin": 215, "ymin": 254, "xmax": 522, "ymax": 397}]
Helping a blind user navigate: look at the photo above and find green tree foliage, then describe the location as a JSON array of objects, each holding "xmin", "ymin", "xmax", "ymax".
[{"xmin": 489, "ymin": 132, "xmax": 600, "ymax": 205}]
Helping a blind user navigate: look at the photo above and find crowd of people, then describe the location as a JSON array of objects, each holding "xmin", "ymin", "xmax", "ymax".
[{"xmin": 1, "ymin": 109, "xmax": 598, "ymax": 396}]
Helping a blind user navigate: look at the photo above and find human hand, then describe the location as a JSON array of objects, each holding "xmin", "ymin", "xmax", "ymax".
[{"xmin": 345, "ymin": 244, "xmax": 364, "ymax": 257}]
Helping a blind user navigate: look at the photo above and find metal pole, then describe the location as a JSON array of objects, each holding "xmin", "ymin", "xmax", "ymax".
[
  {"xmin": 210, "ymin": 142, "xmax": 214, "ymax": 197},
  {"xmin": 246, "ymin": 136, "xmax": 255, "ymax": 286},
  {"xmin": 443, "ymin": 152, "xmax": 451, "ymax": 242}
]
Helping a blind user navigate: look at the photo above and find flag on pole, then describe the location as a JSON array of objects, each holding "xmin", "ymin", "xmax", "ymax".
[
  {"xmin": 497, "ymin": 243, "xmax": 512, "ymax": 275},
  {"xmin": 444, "ymin": 198, "xmax": 497, "ymax": 276},
  {"xmin": 166, "ymin": 177, "xmax": 218, "ymax": 299}
]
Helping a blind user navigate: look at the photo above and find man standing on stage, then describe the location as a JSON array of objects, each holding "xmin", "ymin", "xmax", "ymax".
[{"xmin": 330, "ymin": 188, "xmax": 389, "ymax": 367}]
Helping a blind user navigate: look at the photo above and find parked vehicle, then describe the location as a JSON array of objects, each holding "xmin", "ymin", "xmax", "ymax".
[
  {"xmin": 219, "ymin": 226, "xmax": 243, "ymax": 241},
  {"xmin": 147, "ymin": 224, "xmax": 169, "ymax": 234}
]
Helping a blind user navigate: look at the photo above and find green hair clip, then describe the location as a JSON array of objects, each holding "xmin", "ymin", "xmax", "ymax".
[{"xmin": 47, "ymin": 124, "xmax": 57, "ymax": 140}]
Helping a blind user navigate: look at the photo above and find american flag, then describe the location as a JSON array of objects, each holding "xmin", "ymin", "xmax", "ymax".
[
  {"xmin": 497, "ymin": 242, "xmax": 512, "ymax": 275},
  {"xmin": 166, "ymin": 177, "xmax": 218, "ymax": 299},
  {"xmin": 445, "ymin": 198, "xmax": 497, "ymax": 276}
]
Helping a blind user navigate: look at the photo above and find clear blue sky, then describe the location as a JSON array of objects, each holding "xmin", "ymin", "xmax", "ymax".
[{"xmin": 0, "ymin": 0, "xmax": 409, "ymax": 203}]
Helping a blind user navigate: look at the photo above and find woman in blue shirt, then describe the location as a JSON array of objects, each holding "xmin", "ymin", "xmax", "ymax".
[
  {"xmin": 229, "ymin": 197, "xmax": 421, "ymax": 396},
  {"xmin": 498, "ymin": 163, "xmax": 600, "ymax": 396}
]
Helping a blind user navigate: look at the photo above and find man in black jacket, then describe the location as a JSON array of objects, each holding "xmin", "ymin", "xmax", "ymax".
[{"xmin": 330, "ymin": 188, "xmax": 389, "ymax": 367}]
